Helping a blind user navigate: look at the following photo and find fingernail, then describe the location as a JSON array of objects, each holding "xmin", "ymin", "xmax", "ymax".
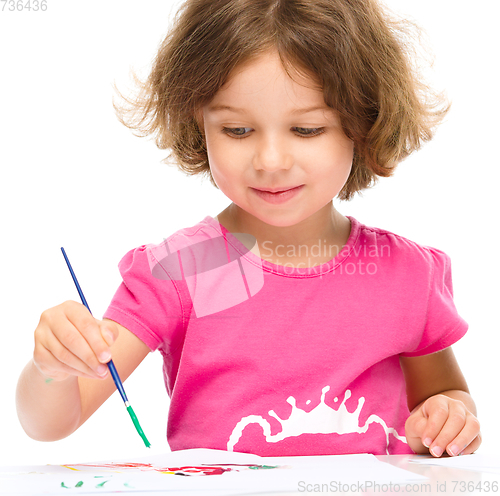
[
  {"xmin": 103, "ymin": 330, "xmax": 115, "ymax": 345},
  {"xmin": 449, "ymin": 445, "xmax": 460, "ymax": 456},
  {"xmin": 430, "ymin": 446, "xmax": 443, "ymax": 457},
  {"xmin": 99, "ymin": 351, "xmax": 111, "ymax": 362},
  {"xmin": 423, "ymin": 438, "xmax": 432, "ymax": 448},
  {"xmin": 97, "ymin": 364, "xmax": 108, "ymax": 376}
]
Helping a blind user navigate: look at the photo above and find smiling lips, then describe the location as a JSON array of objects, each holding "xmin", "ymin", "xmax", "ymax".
[
  {"xmin": 255, "ymin": 186, "xmax": 302, "ymax": 193},
  {"xmin": 251, "ymin": 185, "xmax": 304, "ymax": 204}
]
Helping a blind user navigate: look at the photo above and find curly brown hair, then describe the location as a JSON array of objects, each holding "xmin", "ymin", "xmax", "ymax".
[{"xmin": 114, "ymin": 0, "xmax": 449, "ymax": 201}]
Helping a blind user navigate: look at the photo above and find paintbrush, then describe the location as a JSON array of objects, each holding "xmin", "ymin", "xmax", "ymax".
[{"xmin": 60, "ymin": 247, "xmax": 151, "ymax": 448}]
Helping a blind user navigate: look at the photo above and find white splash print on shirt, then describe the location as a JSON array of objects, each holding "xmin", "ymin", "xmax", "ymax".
[{"xmin": 227, "ymin": 386, "xmax": 407, "ymax": 454}]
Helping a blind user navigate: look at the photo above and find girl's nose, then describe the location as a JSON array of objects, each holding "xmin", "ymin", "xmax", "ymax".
[{"xmin": 252, "ymin": 135, "xmax": 294, "ymax": 172}]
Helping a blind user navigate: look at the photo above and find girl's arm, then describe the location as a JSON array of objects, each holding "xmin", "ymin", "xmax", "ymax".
[
  {"xmin": 400, "ymin": 347, "xmax": 481, "ymax": 457},
  {"xmin": 16, "ymin": 301, "xmax": 150, "ymax": 441}
]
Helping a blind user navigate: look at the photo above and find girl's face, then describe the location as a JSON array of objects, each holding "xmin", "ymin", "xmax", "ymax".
[{"xmin": 200, "ymin": 50, "xmax": 354, "ymax": 229}]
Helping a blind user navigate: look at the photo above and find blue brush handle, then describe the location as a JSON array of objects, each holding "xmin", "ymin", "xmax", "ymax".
[
  {"xmin": 107, "ymin": 360, "xmax": 128, "ymax": 403},
  {"xmin": 61, "ymin": 247, "xmax": 129, "ymax": 404}
]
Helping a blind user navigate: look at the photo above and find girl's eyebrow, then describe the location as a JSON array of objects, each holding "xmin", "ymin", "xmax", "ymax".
[
  {"xmin": 206, "ymin": 104, "xmax": 244, "ymax": 114},
  {"xmin": 206, "ymin": 104, "xmax": 331, "ymax": 115}
]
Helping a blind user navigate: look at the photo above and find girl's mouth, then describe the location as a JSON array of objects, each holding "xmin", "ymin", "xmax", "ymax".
[{"xmin": 251, "ymin": 185, "xmax": 304, "ymax": 204}]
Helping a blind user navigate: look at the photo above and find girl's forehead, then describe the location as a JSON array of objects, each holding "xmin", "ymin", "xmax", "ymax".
[{"xmin": 215, "ymin": 50, "xmax": 324, "ymax": 102}]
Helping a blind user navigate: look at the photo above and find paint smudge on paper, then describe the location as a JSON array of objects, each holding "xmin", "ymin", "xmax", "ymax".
[
  {"xmin": 60, "ymin": 481, "xmax": 85, "ymax": 489},
  {"xmin": 155, "ymin": 464, "xmax": 281, "ymax": 476},
  {"xmin": 65, "ymin": 462, "xmax": 284, "ymax": 477},
  {"xmin": 95, "ymin": 480, "xmax": 109, "ymax": 488},
  {"xmin": 249, "ymin": 465, "xmax": 278, "ymax": 470}
]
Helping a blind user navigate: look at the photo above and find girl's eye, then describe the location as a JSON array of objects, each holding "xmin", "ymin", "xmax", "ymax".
[
  {"xmin": 221, "ymin": 126, "xmax": 325, "ymax": 138},
  {"xmin": 294, "ymin": 127, "xmax": 325, "ymax": 137},
  {"xmin": 222, "ymin": 127, "xmax": 251, "ymax": 138}
]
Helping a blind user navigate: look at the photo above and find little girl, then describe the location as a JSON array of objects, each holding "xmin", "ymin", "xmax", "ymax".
[{"xmin": 17, "ymin": 0, "xmax": 481, "ymax": 457}]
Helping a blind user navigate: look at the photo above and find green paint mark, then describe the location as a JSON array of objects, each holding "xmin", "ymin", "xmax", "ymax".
[
  {"xmin": 94, "ymin": 476, "xmax": 105, "ymax": 478},
  {"xmin": 95, "ymin": 480, "xmax": 109, "ymax": 488},
  {"xmin": 45, "ymin": 378, "xmax": 54, "ymax": 384},
  {"xmin": 123, "ymin": 482, "xmax": 134, "ymax": 488},
  {"xmin": 75, "ymin": 481, "xmax": 84, "ymax": 487},
  {"xmin": 249, "ymin": 465, "xmax": 279, "ymax": 470},
  {"xmin": 126, "ymin": 405, "xmax": 151, "ymax": 448},
  {"xmin": 61, "ymin": 482, "xmax": 70, "ymax": 488}
]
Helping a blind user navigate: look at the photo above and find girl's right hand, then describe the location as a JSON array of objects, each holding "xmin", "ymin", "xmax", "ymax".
[{"xmin": 33, "ymin": 300, "xmax": 120, "ymax": 382}]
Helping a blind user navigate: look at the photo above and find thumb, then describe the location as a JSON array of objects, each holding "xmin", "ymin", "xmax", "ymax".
[
  {"xmin": 406, "ymin": 407, "xmax": 427, "ymax": 436},
  {"xmin": 99, "ymin": 320, "xmax": 119, "ymax": 348}
]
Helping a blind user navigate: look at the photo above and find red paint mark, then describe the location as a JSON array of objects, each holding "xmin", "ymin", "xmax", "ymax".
[
  {"xmin": 67, "ymin": 462, "xmax": 276, "ymax": 476},
  {"xmin": 165, "ymin": 466, "xmax": 230, "ymax": 476}
]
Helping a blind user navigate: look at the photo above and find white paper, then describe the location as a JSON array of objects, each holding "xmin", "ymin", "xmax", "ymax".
[
  {"xmin": 408, "ymin": 453, "xmax": 500, "ymax": 474},
  {"xmin": 0, "ymin": 448, "xmax": 427, "ymax": 495}
]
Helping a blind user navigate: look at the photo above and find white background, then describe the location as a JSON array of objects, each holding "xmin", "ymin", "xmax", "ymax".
[{"xmin": 1, "ymin": 0, "xmax": 498, "ymax": 466}]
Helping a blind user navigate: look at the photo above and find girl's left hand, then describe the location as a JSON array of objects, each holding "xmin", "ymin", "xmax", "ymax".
[{"xmin": 405, "ymin": 394, "xmax": 481, "ymax": 457}]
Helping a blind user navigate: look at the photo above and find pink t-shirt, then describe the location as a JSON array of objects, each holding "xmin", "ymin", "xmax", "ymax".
[{"xmin": 103, "ymin": 215, "xmax": 468, "ymax": 456}]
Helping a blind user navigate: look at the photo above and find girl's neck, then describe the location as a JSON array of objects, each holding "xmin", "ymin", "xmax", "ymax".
[{"xmin": 215, "ymin": 202, "xmax": 351, "ymax": 267}]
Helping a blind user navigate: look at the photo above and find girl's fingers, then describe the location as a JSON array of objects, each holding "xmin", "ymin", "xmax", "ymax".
[
  {"xmin": 420, "ymin": 397, "xmax": 451, "ymax": 454},
  {"xmin": 427, "ymin": 401, "xmax": 468, "ymax": 457},
  {"xmin": 48, "ymin": 336, "xmax": 108, "ymax": 379},
  {"xmin": 459, "ymin": 431, "xmax": 482, "ymax": 456},
  {"xmin": 58, "ymin": 302, "xmax": 114, "ymax": 371},
  {"xmin": 406, "ymin": 395, "xmax": 481, "ymax": 457},
  {"xmin": 48, "ymin": 318, "xmax": 107, "ymax": 377},
  {"xmin": 63, "ymin": 301, "xmax": 113, "ymax": 366},
  {"xmin": 405, "ymin": 411, "xmax": 427, "ymax": 439},
  {"xmin": 445, "ymin": 414, "xmax": 481, "ymax": 456},
  {"xmin": 34, "ymin": 301, "xmax": 117, "ymax": 381},
  {"xmin": 34, "ymin": 343, "xmax": 102, "ymax": 381}
]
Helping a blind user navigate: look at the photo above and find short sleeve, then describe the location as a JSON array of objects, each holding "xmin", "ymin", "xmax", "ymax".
[
  {"xmin": 401, "ymin": 247, "xmax": 468, "ymax": 357},
  {"xmin": 103, "ymin": 245, "xmax": 185, "ymax": 353}
]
